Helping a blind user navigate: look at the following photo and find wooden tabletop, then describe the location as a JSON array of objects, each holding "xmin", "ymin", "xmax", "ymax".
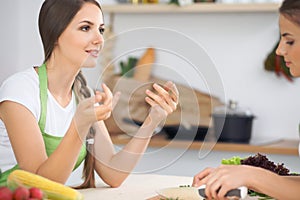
[
  {"xmin": 79, "ymin": 174, "xmax": 263, "ymax": 200},
  {"xmin": 111, "ymin": 133, "xmax": 299, "ymax": 155}
]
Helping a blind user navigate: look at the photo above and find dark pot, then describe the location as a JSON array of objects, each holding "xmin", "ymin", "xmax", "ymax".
[
  {"xmin": 212, "ymin": 114, "xmax": 255, "ymax": 143},
  {"xmin": 163, "ymin": 125, "xmax": 208, "ymax": 141}
]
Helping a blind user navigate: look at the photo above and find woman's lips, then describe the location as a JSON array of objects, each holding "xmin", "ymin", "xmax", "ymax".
[
  {"xmin": 285, "ymin": 61, "xmax": 292, "ymax": 67},
  {"xmin": 86, "ymin": 50, "xmax": 99, "ymax": 58}
]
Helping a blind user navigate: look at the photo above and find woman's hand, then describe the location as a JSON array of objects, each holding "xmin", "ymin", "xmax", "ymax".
[
  {"xmin": 145, "ymin": 81, "xmax": 179, "ymax": 124},
  {"xmin": 74, "ymin": 83, "xmax": 120, "ymax": 137},
  {"xmin": 192, "ymin": 165, "xmax": 255, "ymax": 200},
  {"xmin": 94, "ymin": 83, "xmax": 120, "ymax": 121}
]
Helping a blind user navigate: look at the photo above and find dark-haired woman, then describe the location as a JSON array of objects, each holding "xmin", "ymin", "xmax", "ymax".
[
  {"xmin": 0, "ymin": 0, "xmax": 178, "ymax": 188},
  {"xmin": 192, "ymin": 0, "xmax": 300, "ymax": 199}
]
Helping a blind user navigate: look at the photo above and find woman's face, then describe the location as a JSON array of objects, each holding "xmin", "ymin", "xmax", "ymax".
[
  {"xmin": 55, "ymin": 3, "xmax": 104, "ymax": 68},
  {"xmin": 276, "ymin": 14, "xmax": 300, "ymax": 77}
]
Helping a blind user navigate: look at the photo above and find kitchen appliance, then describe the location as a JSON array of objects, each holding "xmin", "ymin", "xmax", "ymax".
[{"xmin": 212, "ymin": 100, "xmax": 255, "ymax": 143}]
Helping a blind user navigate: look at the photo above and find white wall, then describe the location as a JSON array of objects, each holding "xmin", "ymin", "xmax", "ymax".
[
  {"xmin": 1, "ymin": 1, "xmax": 300, "ymax": 141},
  {"xmin": 0, "ymin": 0, "xmax": 20, "ymax": 81},
  {"xmin": 0, "ymin": 0, "xmax": 44, "ymax": 81}
]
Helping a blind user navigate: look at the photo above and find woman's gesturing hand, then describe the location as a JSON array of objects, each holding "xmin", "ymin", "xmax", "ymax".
[
  {"xmin": 73, "ymin": 83, "xmax": 120, "ymax": 137},
  {"xmin": 94, "ymin": 83, "xmax": 120, "ymax": 121},
  {"xmin": 145, "ymin": 81, "xmax": 179, "ymax": 124}
]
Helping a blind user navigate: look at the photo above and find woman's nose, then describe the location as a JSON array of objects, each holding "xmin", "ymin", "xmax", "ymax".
[
  {"xmin": 276, "ymin": 41, "xmax": 285, "ymax": 56},
  {"xmin": 92, "ymin": 30, "xmax": 104, "ymax": 45}
]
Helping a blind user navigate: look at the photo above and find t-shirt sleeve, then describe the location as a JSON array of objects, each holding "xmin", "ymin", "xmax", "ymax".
[{"xmin": 0, "ymin": 70, "xmax": 40, "ymax": 120}]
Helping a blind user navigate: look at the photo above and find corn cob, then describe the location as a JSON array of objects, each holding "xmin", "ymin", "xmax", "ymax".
[{"xmin": 7, "ymin": 170, "xmax": 84, "ymax": 200}]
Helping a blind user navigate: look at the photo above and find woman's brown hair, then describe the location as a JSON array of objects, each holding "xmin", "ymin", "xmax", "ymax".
[
  {"xmin": 38, "ymin": 0, "xmax": 103, "ymax": 188},
  {"xmin": 279, "ymin": 0, "xmax": 300, "ymax": 26}
]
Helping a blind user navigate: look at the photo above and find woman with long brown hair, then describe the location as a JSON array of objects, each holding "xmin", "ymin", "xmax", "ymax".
[
  {"xmin": 192, "ymin": 0, "xmax": 300, "ymax": 199},
  {"xmin": 0, "ymin": 0, "xmax": 179, "ymax": 188}
]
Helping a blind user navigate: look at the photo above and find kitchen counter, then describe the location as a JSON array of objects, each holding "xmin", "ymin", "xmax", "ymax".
[
  {"xmin": 110, "ymin": 133, "xmax": 299, "ymax": 155},
  {"xmin": 79, "ymin": 173, "xmax": 265, "ymax": 200}
]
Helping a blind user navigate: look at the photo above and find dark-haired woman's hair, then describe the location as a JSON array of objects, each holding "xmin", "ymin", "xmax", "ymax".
[
  {"xmin": 279, "ymin": 0, "xmax": 300, "ymax": 26},
  {"xmin": 38, "ymin": 0, "xmax": 103, "ymax": 189}
]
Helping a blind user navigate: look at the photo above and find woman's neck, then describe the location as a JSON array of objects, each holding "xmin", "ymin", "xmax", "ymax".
[{"xmin": 45, "ymin": 60, "xmax": 80, "ymax": 107}]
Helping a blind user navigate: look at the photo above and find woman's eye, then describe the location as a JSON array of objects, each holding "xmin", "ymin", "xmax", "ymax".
[
  {"xmin": 81, "ymin": 25, "xmax": 90, "ymax": 31},
  {"xmin": 99, "ymin": 28, "xmax": 105, "ymax": 35},
  {"xmin": 286, "ymin": 41, "xmax": 294, "ymax": 45}
]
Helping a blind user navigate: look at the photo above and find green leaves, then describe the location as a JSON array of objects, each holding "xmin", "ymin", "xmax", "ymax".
[
  {"xmin": 221, "ymin": 156, "xmax": 242, "ymax": 165},
  {"xmin": 119, "ymin": 57, "xmax": 138, "ymax": 77}
]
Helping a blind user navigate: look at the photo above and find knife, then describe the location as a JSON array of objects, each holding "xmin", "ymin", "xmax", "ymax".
[{"xmin": 198, "ymin": 185, "xmax": 248, "ymax": 199}]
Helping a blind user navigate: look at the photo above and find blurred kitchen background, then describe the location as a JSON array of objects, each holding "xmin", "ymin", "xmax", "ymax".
[
  {"xmin": 1, "ymin": 0, "xmax": 299, "ymax": 142},
  {"xmin": 2, "ymin": 0, "xmax": 300, "ymax": 186}
]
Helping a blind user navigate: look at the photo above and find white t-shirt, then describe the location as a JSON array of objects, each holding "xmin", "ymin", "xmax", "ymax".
[{"xmin": 0, "ymin": 67, "xmax": 76, "ymax": 172}]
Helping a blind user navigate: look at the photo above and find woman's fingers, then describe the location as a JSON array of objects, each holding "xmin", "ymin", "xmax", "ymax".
[
  {"xmin": 112, "ymin": 91, "xmax": 121, "ymax": 109},
  {"xmin": 94, "ymin": 91, "xmax": 104, "ymax": 104},
  {"xmin": 206, "ymin": 178, "xmax": 221, "ymax": 199},
  {"xmin": 145, "ymin": 96, "xmax": 157, "ymax": 107},
  {"xmin": 153, "ymin": 83, "xmax": 177, "ymax": 110},
  {"xmin": 145, "ymin": 89, "xmax": 173, "ymax": 114},
  {"xmin": 93, "ymin": 84, "xmax": 121, "ymax": 121},
  {"xmin": 191, "ymin": 167, "xmax": 220, "ymax": 199},
  {"xmin": 94, "ymin": 104, "xmax": 112, "ymax": 120},
  {"xmin": 101, "ymin": 83, "xmax": 113, "ymax": 106},
  {"xmin": 163, "ymin": 81, "xmax": 179, "ymax": 104},
  {"xmin": 198, "ymin": 166, "xmax": 242, "ymax": 200},
  {"xmin": 192, "ymin": 167, "xmax": 214, "ymax": 187},
  {"xmin": 145, "ymin": 82, "xmax": 179, "ymax": 114}
]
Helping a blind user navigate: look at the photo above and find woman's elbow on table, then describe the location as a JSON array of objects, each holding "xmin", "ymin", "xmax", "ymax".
[
  {"xmin": 103, "ymin": 176, "xmax": 127, "ymax": 188},
  {"xmin": 96, "ymin": 167, "xmax": 129, "ymax": 188}
]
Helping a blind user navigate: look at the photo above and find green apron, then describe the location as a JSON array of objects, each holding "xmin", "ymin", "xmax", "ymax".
[{"xmin": 0, "ymin": 64, "xmax": 86, "ymax": 186}]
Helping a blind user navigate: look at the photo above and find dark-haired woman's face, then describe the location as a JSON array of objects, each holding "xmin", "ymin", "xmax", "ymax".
[
  {"xmin": 54, "ymin": 3, "xmax": 104, "ymax": 68},
  {"xmin": 276, "ymin": 14, "xmax": 300, "ymax": 77}
]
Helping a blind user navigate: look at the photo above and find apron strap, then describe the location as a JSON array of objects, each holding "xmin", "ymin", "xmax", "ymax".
[{"xmin": 38, "ymin": 63, "xmax": 48, "ymax": 132}]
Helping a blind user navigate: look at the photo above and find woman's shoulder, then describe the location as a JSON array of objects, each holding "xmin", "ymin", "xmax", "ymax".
[
  {"xmin": 1, "ymin": 67, "xmax": 38, "ymax": 91},
  {"xmin": 0, "ymin": 67, "xmax": 40, "ymax": 118}
]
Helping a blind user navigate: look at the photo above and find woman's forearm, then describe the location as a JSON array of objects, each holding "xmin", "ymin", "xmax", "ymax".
[
  {"xmin": 249, "ymin": 167, "xmax": 300, "ymax": 200},
  {"xmin": 94, "ymin": 116, "xmax": 158, "ymax": 187}
]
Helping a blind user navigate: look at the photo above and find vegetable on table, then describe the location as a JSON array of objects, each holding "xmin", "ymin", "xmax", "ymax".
[
  {"xmin": 0, "ymin": 186, "xmax": 44, "ymax": 200},
  {"xmin": 7, "ymin": 170, "xmax": 83, "ymax": 200}
]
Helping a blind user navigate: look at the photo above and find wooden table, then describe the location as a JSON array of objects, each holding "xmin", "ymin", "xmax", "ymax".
[
  {"xmin": 111, "ymin": 133, "xmax": 299, "ymax": 155},
  {"xmin": 79, "ymin": 173, "xmax": 262, "ymax": 200}
]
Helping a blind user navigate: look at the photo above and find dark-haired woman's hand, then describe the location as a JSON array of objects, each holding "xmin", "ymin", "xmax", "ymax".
[
  {"xmin": 73, "ymin": 83, "xmax": 120, "ymax": 137},
  {"xmin": 145, "ymin": 81, "xmax": 179, "ymax": 124},
  {"xmin": 94, "ymin": 83, "xmax": 120, "ymax": 121}
]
